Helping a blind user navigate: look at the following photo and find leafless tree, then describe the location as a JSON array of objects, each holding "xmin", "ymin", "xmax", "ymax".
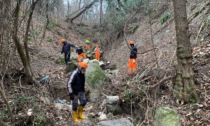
[
  {"xmin": 12, "ymin": 0, "xmax": 41, "ymax": 82},
  {"xmin": 172, "ymin": 0, "xmax": 198, "ymax": 103}
]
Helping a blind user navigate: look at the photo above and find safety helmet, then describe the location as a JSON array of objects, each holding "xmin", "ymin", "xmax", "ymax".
[
  {"xmin": 79, "ymin": 62, "xmax": 88, "ymax": 69},
  {"xmin": 129, "ymin": 41, "xmax": 134, "ymax": 45},
  {"xmin": 60, "ymin": 39, "xmax": 66, "ymax": 43}
]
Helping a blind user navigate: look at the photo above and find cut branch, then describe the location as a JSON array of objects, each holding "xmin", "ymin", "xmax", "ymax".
[{"xmin": 149, "ymin": 76, "xmax": 172, "ymax": 89}]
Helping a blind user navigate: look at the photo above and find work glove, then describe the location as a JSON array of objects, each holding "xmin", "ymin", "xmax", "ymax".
[{"xmin": 69, "ymin": 93, "xmax": 74, "ymax": 100}]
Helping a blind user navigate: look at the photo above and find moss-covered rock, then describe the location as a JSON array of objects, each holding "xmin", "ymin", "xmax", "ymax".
[
  {"xmin": 154, "ymin": 107, "xmax": 181, "ymax": 126},
  {"xmin": 65, "ymin": 62, "xmax": 77, "ymax": 74},
  {"xmin": 86, "ymin": 62, "xmax": 107, "ymax": 89}
]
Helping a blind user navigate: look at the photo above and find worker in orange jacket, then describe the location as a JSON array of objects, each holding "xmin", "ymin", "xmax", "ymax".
[
  {"xmin": 76, "ymin": 45, "xmax": 86, "ymax": 63},
  {"xmin": 85, "ymin": 38, "xmax": 91, "ymax": 50},
  {"xmin": 128, "ymin": 41, "xmax": 138, "ymax": 75},
  {"xmin": 94, "ymin": 44, "xmax": 100, "ymax": 61}
]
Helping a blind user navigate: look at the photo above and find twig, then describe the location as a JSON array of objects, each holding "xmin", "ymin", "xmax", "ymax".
[
  {"xmin": 139, "ymin": 75, "xmax": 154, "ymax": 83},
  {"xmin": 11, "ymin": 86, "xmax": 30, "ymax": 90},
  {"xmin": 149, "ymin": 76, "xmax": 172, "ymax": 89},
  {"xmin": 123, "ymin": 10, "xmax": 157, "ymax": 54},
  {"xmin": 196, "ymin": 20, "xmax": 205, "ymax": 46},
  {"xmin": 167, "ymin": 49, "xmax": 176, "ymax": 68}
]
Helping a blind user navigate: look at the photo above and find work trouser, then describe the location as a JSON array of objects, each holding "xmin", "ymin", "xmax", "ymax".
[
  {"xmin": 78, "ymin": 53, "xmax": 86, "ymax": 62},
  {"xmin": 86, "ymin": 44, "xmax": 90, "ymax": 50},
  {"xmin": 128, "ymin": 58, "xmax": 137, "ymax": 74},
  {"xmin": 64, "ymin": 52, "xmax": 70, "ymax": 64},
  {"xmin": 71, "ymin": 92, "xmax": 87, "ymax": 111},
  {"xmin": 95, "ymin": 52, "xmax": 100, "ymax": 60}
]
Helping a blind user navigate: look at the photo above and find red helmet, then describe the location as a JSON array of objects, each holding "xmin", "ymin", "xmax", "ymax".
[
  {"xmin": 60, "ymin": 39, "xmax": 66, "ymax": 43},
  {"xmin": 79, "ymin": 62, "xmax": 88, "ymax": 69},
  {"xmin": 129, "ymin": 41, "xmax": 134, "ymax": 45}
]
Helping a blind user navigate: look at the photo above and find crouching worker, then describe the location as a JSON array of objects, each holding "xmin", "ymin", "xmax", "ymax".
[
  {"xmin": 67, "ymin": 62, "xmax": 88, "ymax": 123},
  {"xmin": 76, "ymin": 45, "xmax": 86, "ymax": 63}
]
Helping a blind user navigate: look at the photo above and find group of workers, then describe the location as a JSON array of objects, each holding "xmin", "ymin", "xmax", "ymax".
[
  {"xmin": 59, "ymin": 38, "xmax": 138, "ymax": 123},
  {"xmin": 60, "ymin": 38, "xmax": 101, "ymax": 64}
]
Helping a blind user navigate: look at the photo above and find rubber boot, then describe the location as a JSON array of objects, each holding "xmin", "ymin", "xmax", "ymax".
[
  {"xmin": 72, "ymin": 110, "xmax": 80, "ymax": 123},
  {"xmin": 78, "ymin": 106, "xmax": 86, "ymax": 120}
]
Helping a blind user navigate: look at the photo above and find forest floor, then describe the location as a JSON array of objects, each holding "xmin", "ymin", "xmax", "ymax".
[
  {"xmin": 1, "ymin": 1, "xmax": 210, "ymax": 126},
  {"xmin": 22, "ymin": 23, "xmax": 210, "ymax": 126}
]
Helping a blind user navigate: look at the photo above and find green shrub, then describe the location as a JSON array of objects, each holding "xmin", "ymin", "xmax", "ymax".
[
  {"xmin": 13, "ymin": 96, "xmax": 47, "ymax": 125},
  {"xmin": 47, "ymin": 38, "xmax": 53, "ymax": 42},
  {"xmin": 33, "ymin": 113, "xmax": 47, "ymax": 126},
  {"xmin": 131, "ymin": 25, "xmax": 139, "ymax": 33},
  {"xmin": 160, "ymin": 13, "xmax": 171, "ymax": 24},
  {"xmin": 188, "ymin": 98, "xmax": 196, "ymax": 104},
  {"xmin": 124, "ymin": 89, "xmax": 131, "ymax": 100},
  {"xmin": 56, "ymin": 57, "xmax": 65, "ymax": 64},
  {"xmin": 34, "ymin": 30, "xmax": 40, "ymax": 37},
  {"xmin": 47, "ymin": 21, "xmax": 58, "ymax": 31}
]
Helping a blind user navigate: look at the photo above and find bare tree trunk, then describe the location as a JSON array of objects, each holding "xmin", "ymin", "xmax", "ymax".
[
  {"xmin": 79, "ymin": 0, "xmax": 82, "ymax": 9},
  {"xmin": 148, "ymin": 1, "xmax": 159, "ymax": 68},
  {"xmin": 41, "ymin": 1, "xmax": 49, "ymax": 44},
  {"xmin": 172, "ymin": 0, "xmax": 198, "ymax": 103},
  {"xmin": 67, "ymin": 0, "xmax": 71, "ymax": 15},
  {"xmin": 0, "ymin": 119, "xmax": 9, "ymax": 126},
  {"xmin": 13, "ymin": 0, "xmax": 32, "ymax": 79},
  {"xmin": 12, "ymin": 0, "xmax": 40, "ymax": 81},
  {"xmin": 24, "ymin": 0, "xmax": 40, "ymax": 64},
  {"xmin": 0, "ymin": 88, "xmax": 14, "ymax": 122},
  {"xmin": 99, "ymin": 0, "xmax": 103, "ymax": 25},
  {"xmin": 0, "ymin": 0, "xmax": 14, "ymax": 123},
  {"xmin": 67, "ymin": 0, "xmax": 98, "ymax": 23}
]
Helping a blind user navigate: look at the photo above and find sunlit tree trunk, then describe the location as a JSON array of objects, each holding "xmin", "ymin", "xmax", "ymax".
[{"xmin": 172, "ymin": 0, "xmax": 198, "ymax": 103}]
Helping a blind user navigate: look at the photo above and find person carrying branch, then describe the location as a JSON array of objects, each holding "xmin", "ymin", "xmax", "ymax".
[
  {"xmin": 128, "ymin": 41, "xmax": 138, "ymax": 75},
  {"xmin": 94, "ymin": 44, "xmax": 101, "ymax": 61},
  {"xmin": 60, "ymin": 39, "xmax": 76, "ymax": 64},
  {"xmin": 76, "ymin": 44, "xmax": 86, "ymax": 62},
  {"xmin": 67, "ymin": 62, "xmax": 88, "ymax": 123}
]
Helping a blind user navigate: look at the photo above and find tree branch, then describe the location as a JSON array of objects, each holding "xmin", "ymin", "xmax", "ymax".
[{"xmin": 124, "ymin": 10, "xmax": 157, "ymax": 54}]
